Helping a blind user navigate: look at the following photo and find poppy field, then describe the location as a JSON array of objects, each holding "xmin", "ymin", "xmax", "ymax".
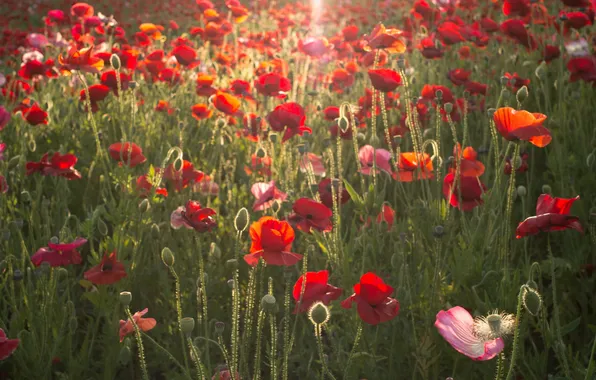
[{"xmin": 1, "ymin": 0, "xmax": 596, "ymax": 379}]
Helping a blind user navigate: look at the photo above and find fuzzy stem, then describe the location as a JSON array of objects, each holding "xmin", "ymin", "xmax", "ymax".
[
  {"xmin": 343, "ymin": 322, "xmax": 363, "ymax": 380},
  {"xmin": 125, "ymin": 308, "xmax": 149, "ymax": 380},
  {"xmin": 315, "ymin": 324, "xmax": 336, "ymax": 380},
  {"xmin": 505, "ymin": 286, "xmax": 524, "ymax": 380},
  {"xmin": 169, "ymin": 266, "xmax": 191, "ymax": 372}
]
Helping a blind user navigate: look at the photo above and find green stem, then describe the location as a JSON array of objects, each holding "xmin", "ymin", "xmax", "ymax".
[
  {"xmin": 505, "ymin": 286, "xmax": 524, "ymax": 380},
  {"xmin": 125, "ymin": 308, "xmax": 149, "ymax": 380}
]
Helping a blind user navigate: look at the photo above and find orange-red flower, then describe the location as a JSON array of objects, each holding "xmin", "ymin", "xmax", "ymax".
[
  {"xmin": 119, "ymin": 308, "xmax": 156, "ymax": 342},
  {"xmin": 363, "ymin": 23, "xmax": 407, "ymax": 54},
  {"xmin": 108, "ymin": 142, "xmax": 147, "ymax": 167},
  {"xmin": 212, "ymin": 91, "xmax": 241, "ymax": 116},
  {"xmin": 84, "ymin": 252, "xmax": 127, "ymax": 285},
  {"xmin": 493, "ymin": 107, "xmax": 551, "ymax": 147},
  {"xmin": 394, "ymin": 153, "xmax": 434, "ymax": 182},
  {"xmin": 341, "ymin": 272, "xmax": 400, "ymax": 325},
  {"xmin": 58, "ymin": 46, "xmax": 104, "ymax": 75},
  {"xmin": 191, "ymin": 104, "xmax": 213, "ymax": 120},
  {"xmin": 293, "ymin": 270, "xmax": 342, "ymax": 313},
  {"xmin": 244, "ymin": 216, "xmax": 302, "ymax": 267}
]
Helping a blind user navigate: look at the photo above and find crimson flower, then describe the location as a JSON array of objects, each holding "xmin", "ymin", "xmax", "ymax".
[
  {"xmin": 368, "ymin": 69, "xmax": 402, "ymax": 92},
  {"xmin": 101, "ymin": 70, "xmax": 130, "ymax": 94},
  {"xmin": 171, "ymin": 200, "xmax": 217, "ymax": 233},
  {"xmin": 254, "ymin": 72, "xmax": 291, "ymax": 98},
  {"xmin": 135, "ymin": 174, "xmax": 168, "ymax": 198},
  {"xmin": 288, "ymin": 198, "xmax": 333, "ymax": 233},
  {"xmin": 0, "ymin": 329, "xmax": 19, "ymax": 360},
  {"xmin": 244, "ymin": 216, "xmax": 302, "ymax": 267},
  {"xmin": 516, "ymin": 194, "xmax": 583, "ymax": 238},
  {"xmin": 341, "ymin": 272, "xmax": 400, "ymax": 325},
  {"xmin": 251, "ymin": 181, "xmax": 287, "ymax": 211},
  {"xmin": 80, "ymin": 84, "xmax": 110, "ymax": 113},
  {"xmin": 443, "ymin": 173, "xmax": 487, "ymax": 211},
  {"xmin": 0, "ymin": 106, "xmax": 9, "ymax": 131},
  {"xmin": 293, "ymin": 270, "xmax": 342, "ymax": 313},
  {"xmin": 84, "ymin": 252, "xmax": 127, "ymax": 285},
  {"xmin": 163, "ymin": 160, "xmax": 204, "ymax": 192},
  {"xmin": 119, "ymin": 308, "xmax": 156, "ymax": 342},
  {"xmin": 318, "ymin": 178, "xmax": 350, "ymax": 209},
  {"xmin": 16, "ymin": 102, "xmax": 48, "ymax": 126},
  {"xmin": 172, "ymin": 45, "xmax": 198, "ymax": 66},
  {"xmin": 267, "ymin": 103, "xmax": 312, "ymax": 143},
  {"xmin": 108, "ymin": 142, "xmax": 147, "ymax": 167},
  {"xmin": 26, "ymin": 152, "xmax": 82, "ymax": 180},
  {"xmin": 31, "ymin": 237, "xmax": 87, "ymax": 267}
]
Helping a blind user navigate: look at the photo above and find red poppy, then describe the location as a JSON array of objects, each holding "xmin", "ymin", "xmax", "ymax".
[
  {"xmin": 245, "ymin": 155, "xmax": 272, "ymax": 176},
  {"xmin": 443, "ymin": 173, "xmax": 487, "ymax": 211},
  {"xmin": 421, "ymin": 84, "xmax": 454, "ymax": 104},
  {"xmin": 560, "ymin": 11, "xmax": 592, "ymax": 30},
  {"xmin": 447, "ymin": 68, "xmax": 472, "ymax": 86},
  {"xmin": 0, "ymin": 175, "xmax": 7, "ymax": 194},
  {"xmin": 560, "ymin": 0, "xmax": 590, "ymax": 6},
  {"xmin": 26, "ymin": 152, "xmax": 82, "ymax": 180},
  {"xmin": 503, "ymin": 72, "xmax": 530, "ymax": 91},
  {"xmin": 452, "ymin": 145, "xmax": 485, "ymax": 177},
  {"xmin": 135, "ymin": 174, "xmax": 168, "ymax": 198},
  {"xmin": 0, "ymin": 329, "xmax": 19, "ymax": 361},
  {"xmin": 298, "ymin": 37, "xmax": 331, "ymax": 57},
  {"xmin": 17, "ymin": 102, "xmax": 48, "ymax": 126},
  {"xmin": 368, "ymin": 69, "xmax": 402, "ymax": 92},
  {"xmin": 101, "ymin": 70, "xmax": 131, "ymax": 94},
  {"xmin": 171, "ymin": 200, "xmax": 217, "ymax": 232},
  {"xmin": 119, "ymin": 308, "xmax": 156, "ymax": 342},
  {"xmin": 542, "ymin": 45, "xmax": 561, "ymax": 62},
  {"xmin": 212, "ymin": 91, "xmax": 242, "ymax": 116},
  {"xmin": 437, "ymin": 22, "xmax": 465, "ymax": 45},
  {"xmin": 500, "ymin": 19, "xmax": 537, "ymax": 50},
  {"xmin": 516, "ymin": 194, "xmax": 583, "ymax": 238},
  {"xmin": 503, "ymin": 0, "xmax": 531, "ymax": 17},
  {"xmin": 163, "ymin": 160, "xmax": 204, "ymax": 192},
  {"xmin": 341, "ymin": 272, "xmax": 400, "ymax": 325},
  {"xmin": 31, "ymin": 237, "xmax": 87, "ymax": 267},
  {"xmin": 318, "ymin": 178, "xmax": 350, "ymax": 209},
  {"xmin": 292, "ymin": 270, "xmax": 342, "ymax": 313},
  {"xmin": 299, "ymin": 153, "xmax": 326, "ymax": 177},
  {"xmin": 464, "ymin": 81, "xmax": 488, "ymax": 96},
  {"xmin": 196, "ymin": 74, "xmax": 217, "ymax": 97},
  {"xmin": 288, "ymin": 198, "xmax": 333, "ymax": 233},
  {"xmin": 342, "ymin": 25, "xmax": 359, "ymax": 41},
  {"xmin": 395, "ymin": 152, "xmax": 434, "ymax": 182},
  {"xmin": 155, "ymin": 100, "xmax": 175, "ymax": 115},
  {"xmin": 567, "ymin": 57, "xmax": 596, "ymax": 84},
  {"xmin": 419, "ymin": 36, "xmax": 444, "ymax": 59},
  {"xmin": 108, "ymin": 142, "xmax": 147, "ymax": 167},
  {"xmin": 330, "ymin": 69, "xmax": 355, "ymax": 93},
  {"xmin": 172, "ymin": 45, "xmax": 198, "ymax": 67},
  {"xmin": 84, "ymin": 252, "xmax": 127, "ymax": 285},
  {"xmin": 58, "ymin": 45, "xmax": 104, "ymax": 75},
  {"xmin": 230, "ymin": 79, "xmax": 252, "ymax": 97},
  {"xmin": 17, "ymin": 60, "xmax": 51, "ymax": 80},
  {"xmin": 363, "ymin": 23, "xmax": 407, "ymax": 54},
  {"xmin": 251, "ymin": 181, "xmax": 287, "ymax": 211},
  {"xmin": 191, "ymin": 104, "xmax": 213, "ymax": 120},
  {"xmin": 267, "ymin": 103, "xmax": 312, "ymax": 143},
  {"xmin": 493, "ymin": 107, "xmax": 551, "ymax": 147},
  {"xmin": 80, "ymin": 84, "xmax": 110, "ymax": 113},
  {"xmin": 254, "ymin": 72, "xmax": 291, "ymax": 98},
  {"xmin": 376, "ymin": 204, "xmax": 396, "ymax": 230},
  {"xmin": 244, "ymin": 216, "xmax": 302, "ymax": 267}
]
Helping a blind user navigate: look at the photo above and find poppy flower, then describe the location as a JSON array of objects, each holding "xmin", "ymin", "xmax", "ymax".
[
  {"xmin": 101, "ymin": 70, "xmax": 130, "ymax": 94},
  {"xmin": 84, "ymin": 252, "xmax": 127, "ymax": 285},
  {"xmin": 435, "ymin": 306, "xmax": 505, "ymax": 361},
  {"xmin": 447, "ymin": 68, "xmax": 472, "ymax": 86},
  {"xmin": 17, "ymin": 102, "xmax": 48, "ymax": 126},
  {"xmin": 212, "ymin": 91, "xmax": 241, "ymax": 116},
  {"xmin": 155, "ymin": 100, "xmax": 175, "ymax": 114},
  {"xmin": 193, "ymin": 176, "xmax": 220, "ymax": 196},
  {"xmin": 119, "ymin": 308, "xmax": 156, "ymax": 342},
  {"xmin": 363, "ymin": 23, "xmax": 407, "ymax": 54},
  {"xmin": 437, "ymin": 22, "xmax": 466, "ymax": 45},
  {"xmin": 452, "ymin": 145, "xmax": 485, "ymax": 177},
  {"xmin": 318, "ymin": 178, "xmax": 350, "ymax": 209},
  {"xmin": 299, "ymin": 37, "xmax": 331, "ymax": 57},
  {"xmin": 251, "ymin": 181, "xmax": 287, "ymax": 211},
  {"xmin": 244, "ymin": 216, "xmax": 302, "ymax": 267},
  {"xmin": 358, "ymin": 145, "xmax": 393, "ymax": 176},
  {"xmin": 58, "ymin": 45, "xmax": 104, "ymax": 75},
  {"xmin": 0, "ymin": 106, "xmax": 9, "ymax": 131},
  {"xmin": 503, "ymin": 72, "xmax": 530, "ymax": 91},
  {"xmin": 135, "ymin": 174, "xmax": 168, "ymax": 198},
  {"xmin": 341, "ymin": 272, "xmax": 400, "ymax": 325},
  {"xmin": 299, "ymin": 153, "xmax": 326, "ymax": 177},
  {"xmin": 376, "ymin": 204, "xmax": 396, "ymax": 230},
  {"xmin": 502, "ymin": 0, "xmax": 531, "ymax": 17},
  {"xmin": 464, "ymin": 81, "xmax": 488, "ymax": 96},
  {"xmin": 254, "ymin": 72, "xmax": 291, "ymax": 98},
  {"xmin": 288, "ymin": 198, "xmax": 333, "ymax": 233},
  {"xmin": 80, "ymin": 84, "xmax": 110, "ymax": 113},
  {"xmin": 421, "ymin": 84, "xmax": 455, "ymax": 104},
  {"xmin": 516, "ymin": 194, "xmax": 583, "ymax": 238},
  {"xmin": 245, "ymin": 155, "xmax": 272, "ymax": 176},
  {"xmin": 71, "ymin": 2, "xmax": 94, "ymax": 18},
  {"xmin": 0, "ymin": 143, "xmax": 4, "ymax": 161},
  {"xmin": 26, "ymin": 152, "xmax": 82, "ymax": 180},
  {"xmin": 367, "ymin": 69, "xmax": 402, "ymax": 92},
  {"xmin": 330, "ymin": 69, "xmax": 355, "ymax": 93},
  {"xmin": 17, "ymin": 60, "xmax": 49, "ymax": 79},
  {"xmin": 500, "ymin": 19, "xmax": 537, "ymax": 50},
  {"xmin": 567, "ymin": 57, "xmax": 596, "ymax": 83},
  {"xmin": 493, "ymin": 107, "xmax": 551, "ymax": 147},
  {"xmin": 171, "ymin": 45, "xmax": 198, "ymax": 67},
  {"xmin": 443, "ymin": 173, "xmax": 487, "ymax": 211},
  {"xmin": 342, "ymin": 25, "xmax": 359, "ymax": 41},
  {"xmin": 191, "ymin": 104, "xmax": 213, "ymax": 120},
  {"xmin": 395, "ymin": 152, "xmax": 434, "ymax": 182},
  {"xmin": 163, "ymin": 160, "xmax": 204, "ymax": 192},
  {"xmin": 293, "ymin": 270, "xmax": 342, "ymax": 313},
  {"xmin": 0, "ymin": 329, "xmax": 19, "ymax": 360},
  {"xmin": 108, "ymin": 142, "xmax": 147, "ymax": 167},
  {"xmin": 212, "ymin": 369, "xmax": 241, "ymax": 380},
  {"xmin": 171, "ymin": 200, "xmax": 217, "ymax": 232},
  {"xmin": 0, "ymin": 175, "xmax": 8, "ymax": 194},
  {"xmin": 267, "ymin": 103, "xmax": 312, "ymax": 143},
  {"xmin": 230, "ymin": 79, "xmax": 252, "ymax": 98},
  {"xmin": 31, "ymin": 237, "xmax": 87, "ymax": 267}
]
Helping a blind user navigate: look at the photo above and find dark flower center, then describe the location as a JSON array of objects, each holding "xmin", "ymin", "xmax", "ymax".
[
  {"xmin": 306, "ymin": 214, "xmax": 313, "ymax": 220},
  {"xmin": 101, "ymin": 263, "xmax": 113, "ymax": 272}
]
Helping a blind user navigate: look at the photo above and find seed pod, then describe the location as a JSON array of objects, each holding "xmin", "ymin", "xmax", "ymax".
[
  {"xmin": 181, "ymin": 317, "xmax": 195, "ymax": 335},
  {"xmin": 516, "ymin": 185, "xmax": 527, "ymax": 197},
  {"xmin": 119, "ymin": 291, "xmax": 132, "ymax": 306}
]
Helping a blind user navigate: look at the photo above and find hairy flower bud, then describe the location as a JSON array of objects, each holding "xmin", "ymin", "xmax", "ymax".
[
  {"xmin": 181, "ymin": 317, "xmax": 195, "ymax": 335},
  {"xmin": 308, "ymin": 302, "xmax": 330, "ymax": 325},
  {"xmin": 110, "ymin": 54, "xmax": 121, "ymax": 70},
  {"xmin": 261, "ymin": 294, "xmax": 277, "ymax": 313},
  {"xmin": 161, "ymin": 247, "xmax": 175, "ymax": 267},
  {"xmin": 521, "ymin": 285, "xmax": 542, "ymax": 316}
]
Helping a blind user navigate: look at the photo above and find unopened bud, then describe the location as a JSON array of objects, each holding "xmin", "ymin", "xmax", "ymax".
[
  {"xmin": 226, "ymin": 259, "xmax": 239, "ymax": 270},
  {"xmin": 261, "ymin": 294, "xmax": 277, "ymax": 313},
  {"xmin": 151, "ymin": 223, "xmax": 161, "ymax": 239},
  {"xmin": 97, "ymin": 218, "xmax": 108, "ymax": 236},
  {"xmin": 181, "ymin": 317, "xmax": 195, "ymax": 335},
  {"xmin": 522, "ymin": 285, "xmax": 542, "ymax": 316},
  {"xmin": 541, "ymin": 184, "xmax": 552, "ymax": 194},
  {"xmin": 215, "ymin": 321, "xmax": 225, "ymax": 335},
  {"xmin": 516, "ymin": 86, "xmax": 528, "ymax": 104},
  {"xmin": 443, "ymin": 103, "xmax": 453, "ymax": 113},
  {"xmin": 435, "ymin": 89, "xmax": 443, "ymax": 100},
  {"xmin": 129, "ymin": 81, "xmax": 138, "ymax": 90},
  {"xmin": 500, "ymin": 76, "xmax": 509, "ymax": 86},
  {"xmin": 369, "ymin": 134, "xmax": 380, "ymax": 147},
  {"xmin": 119, "ymin": 345, "xmax": 132, "ymax": 365},
  {"xmin": 20, "ymin": 191, "xmax": 31, "ymax": 204},
  {"xmin": 139, "ymin": 199, "xmax": 150, "ymax": 213},
  {"xmin": 587, "ymin": 152, "xmax": 595, "ymax": 168},
  {"xmin": 119, "ymin": 291, "xmax": 132, "ymax": 306},
  {"xmin": 269, "ymin": 133, "xmax": 278, "ymax": 143},
  {"xmin": 535, "ymin": 62, "xmax": 546, "ymax": 80},
  {"xmin": 308, "ymin": 302, "xmax": 330, "ymax": 325},
  {"xmin": 68, "ymin": 317, "xmax": 78, "ymax": 331},
  {"xmin": 256, "ymin": 147, "xmax": 266, "ymax": 158},
  {"xmin": 161, "ymin": 247, "xmax": 175, "ymax": 267},
  {"xmin": 338, "ymin": 117, "xmax": 349, "ymax": 132},
  {"xmin": 110, "ymin": 54, "xmax": 121, "ymax": 70},
  {"xmin": 433, "ymin": 225, "xmax": 445, "ymax": 238},
  {"xmin": 516, "ymin": 185, "xmax": 527, "ymax": 197},
  {"xmin": 8, "ymin": 155, "xmax": 20, "ymax": 170}
]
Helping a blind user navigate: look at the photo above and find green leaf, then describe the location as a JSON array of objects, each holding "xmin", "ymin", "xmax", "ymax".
[
  {"xmin": 343, "ymin": 179, "xmax": 364, "ymax": 209},
  {"xmin": 560, "ymin": 316, "xmax": 581, "ymax": 337}
]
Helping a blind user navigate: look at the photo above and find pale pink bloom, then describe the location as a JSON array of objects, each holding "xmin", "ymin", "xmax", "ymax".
[
  {"xmin": 22, "ymin": 50, "xmax": 44, "ymax": 64},
  {"xmin": 251, "ymin": 181, "xmax": 287, "ymax": 211},
  {"xmin": 118, "ymin": 308, "xmax": 157, "ymax": 342},
  {"xmin": 26, "ymin": 33, "xmax": 49, "ymax": 49},
  {"xmin": 299, "ymin": 153, "xmax": 326, "ymax": 176},
  {"xmin": 435, "ymin": 306, "xmax": 504, "ymax": 361},
  {"xmin": 0, "ymin": 73, "xmax": 6, "ymax": 87},
  {"xmin": 358, "ymin": 145, "xmax": 393, "ymax": 176},
  {"xmin": 193, "ymin": 177, "xmax": 219, "ymax": 196}
]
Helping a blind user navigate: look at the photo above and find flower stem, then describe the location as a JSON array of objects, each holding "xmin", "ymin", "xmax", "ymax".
[
  {"xmin": 125, "ymin": 308, "xmax": 149, "ymax": 380},
  {"xmin": 505, "ymin": 286, "xmax": 524, "ymax": 380}
]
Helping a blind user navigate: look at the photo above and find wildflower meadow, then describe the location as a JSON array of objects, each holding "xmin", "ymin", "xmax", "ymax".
[{"xmin": 1, "ymin": 0, "xmax": 596, "ymax": 379}]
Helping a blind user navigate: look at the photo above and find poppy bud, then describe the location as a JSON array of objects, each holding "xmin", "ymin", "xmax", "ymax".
[
  {"xmin": 21, "ymin": 190, "xmax": 31, "ymax": 204},
  {"xmin": 8, "ymin": 155, "xmax": 20, "ymax": 170},
  {"xmin": 216, "ymin": 118, "xmax": 227, "ymax": 128},
  {"xmin": 369, "ymin": 134, "xmax": 380, "ymax": 147},
  {"xmin": 256, "ymin": 147, "xmax": 266, "ymax": 158},
  {"xmin": 357, "ymin": 133, "xmax": 366, "ymax": 142},
  {"xmin": 138, "ymin": 199, "xmax": 150, "ymax": 213},
  {"xmin": 308, "ymin": 302, "xmax": 330, "ymax": 325},
  {"xmin": 391, "ymin": 253, "xmax": 400, "ymax": 269},
  {"xmin": 310, "ymin": 183, "xmax": 319, "ymax": 194},
  {"xmin": 500, "ymin": 88, "xmax": 509, "ymax": 99},
  {"xmin": 119, "ymin": 291, "xmax": 132, "ymax": 306},
  {"xmin": 215, "ymin": 321, "xmax": 225, "ymax": 335},
  {"xmin": 227, "ymin": 279, "xmax": 235, "ymax": 289},
  {"xmin": 226, "ymin": 259, "xmax": 239, "ymax": 271},
  {"xmin": 161, "ymin": 247, "xmax": 175, "ymax": 267},
  {"xmin": 13, "ymin": 269, "xmax": 23, "ymax": 281},
  {"xmin": 261, "ymin": 294, "xmax": 277, "ymax": 313},
  {"xmin": 151, "ymin": 223, "xmax": 161, "ymax": 239},
  {"xmin": 181, "ymin": 317, "xmax": 195, "ymax": 336},
  {"xmin": 517, "ymin": 186, "xmax": 527, "ymax": 197},
  {"xmin": 210, "ymin": 243, "xmax": 221, "ymax": 259},
  {"xmin": 40, "ymin": 261, "xmax": 51, "ymax": 274},
  {"xmin": 587, "ymin": 153, "xmax": 595, "ymax": 168},
  {"xmin": 423, "ymin": 128, "xmax": 433, "ymax": 139},
  {"xmin": 435, "ymin": 89, "xmax": 443, "ymax": 100},
  {"xmin": 97, "ymin": 218, "xmax": 108, "ymax": 236},
  {"xmin": 500, "ymin": 76, "xmax": 509, "ymax": 86},
  {"xmin": 541, "ymin": 184, "xmax": 552, "ymax": 194},
  {"xmin": 433, "ymin": 225, "xmax": 445, "ymax": 238},
  {"xmin": 50, "ymin": 236, "xmax": 60, "ymax": 244},
  {"xmin": 297, "ymin": 144, "xmax": 308, "ymax": 154},
  {"xmin": 307, "ymin": 91, "xmax": 319, "ymax": 97},
  {"xmin": 443, "ymin": 103, "xmax": 453, "ymax": 113},
  {"xmin": 269, "ymin": 133, "xmax": 278, "ymax": 143},
  {"xmin": 397, "ymin": 58, "xmax": 406, "ymax": 69},
  {"xmin": 110, "ymin": 54, "xmax": 121, "ymax": 70},
  {"xmin": 119, "ymin": 345, "xmax": 132, "ymax": 365},
  {"xmin": 56, "ymin": 267, "xmax": 68, "ymax": 279},
  {"xmin": 535, "ymin": 62, "xmax": 546, "ymax": 80},
  {"xmin": 487, "ymin": 108, "xmax": 496, "ymax": 117},
  {"xmin": 234, "ymin": 208, "xmax": 250, "ymax": 233},
  {"xmin": 516, "ymin": 86, "xmax": 528, "ymax": 104},
  {"xmin": 393, "ymin": 135, "xmax": 402, "ymax": 146},
  {"xmin": 129, "ymin": 81, "xmax": 138, "ymax": 90},
  {"xmin": 522, "ymin": 285, "xmax": 542, "ymax": 316},
  {"xmin": 338, "ymin": 116, "xmax": 350, "ymax": 132}
]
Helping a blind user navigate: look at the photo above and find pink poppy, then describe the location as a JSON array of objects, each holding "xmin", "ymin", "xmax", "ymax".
[
  {"xmin": 171, "ymin": 200, "xmax": 217, "ymax": 232},
  {"xmin": 251, "ymin": 181, "xmax": 287, "ymax": 211},
  {"xmin": 299, "ymin": 153, "xmax": 326, "ymax": 177},
  {"xmin": 358, "ymin": 145, "xmax": 393, "ymax": 176},
  {"xmin": 435, "ymin": 306, "xmax": 504, "ymax": 361}
]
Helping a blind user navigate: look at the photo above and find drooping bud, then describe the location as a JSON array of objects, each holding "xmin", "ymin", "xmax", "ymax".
[
  {"xmin": 138, "ymin": 198, "xmax": 150, "ymax": 213},
  {"xmin": 226, "ymin": 259, "xmax": 239, "ymax": 271},
  {"xmin": 215, "ymin": 321, "xmax": 225, "ymax": 335},
  {"xmin": 97, "ymin": 218, "xmax": 108, "ymax": 236},
  {"xmin": 521, "ymin": 285, "xmax": 542, "ymax": 316},
  {"xmin": 338, "ymin": 116, "xmax": 350, "ymax": 132},
  {"xmin": 161, "ymin": 247, "xmax": 175, "ymax": 267},
  {"xmin": 151, "ymin": 223, "xmax": 161, "ymax": 239}
]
